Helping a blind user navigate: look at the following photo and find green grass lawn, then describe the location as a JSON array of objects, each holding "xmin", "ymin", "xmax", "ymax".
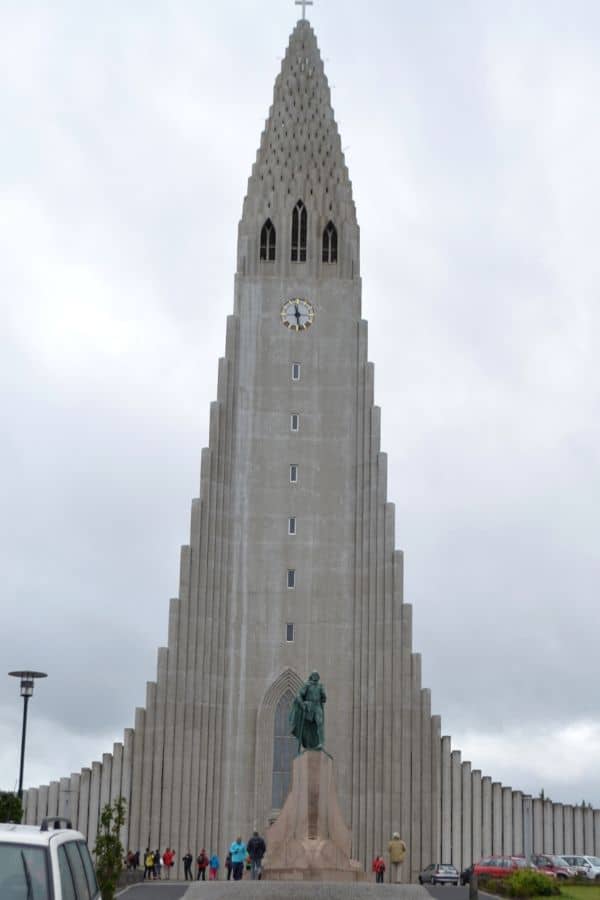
[{"xmin": 560, "ymin": 886, "xmax": 600, "ymax": 900}]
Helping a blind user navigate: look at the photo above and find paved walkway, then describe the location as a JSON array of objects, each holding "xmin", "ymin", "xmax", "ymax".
[{"xmin": 183, "ymin": 883, "xmax": 430, "ymax": 900}]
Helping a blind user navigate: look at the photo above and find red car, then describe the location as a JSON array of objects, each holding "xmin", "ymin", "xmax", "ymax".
[
  {"xmin": 474, "ymin": 856, "xmax": 529, "ymax": 878},
  {"xmin": 531, "ymin": 855, "xmax": 577, "ymax": 879}
]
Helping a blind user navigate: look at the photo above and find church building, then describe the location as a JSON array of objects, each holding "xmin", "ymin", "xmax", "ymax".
[{"xmin": 22, "ymin": 15, "xmax": 600, "ymax": 881}]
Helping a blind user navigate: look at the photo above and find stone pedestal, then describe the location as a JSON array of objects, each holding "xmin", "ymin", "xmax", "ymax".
[{"xmin": 263, "ymin": 749, "xmax": 365, "ymax": 882}]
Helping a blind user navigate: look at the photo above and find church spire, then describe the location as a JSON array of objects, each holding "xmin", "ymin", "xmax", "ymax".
[{"xmin": 238, "ymin": 19, "xmax": 358, "ymax": 279}]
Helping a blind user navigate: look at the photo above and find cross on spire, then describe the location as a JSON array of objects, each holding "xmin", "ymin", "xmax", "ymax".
[{"xmin": 295, "ymin": 0, "xmax": 313, "ymax": 20}]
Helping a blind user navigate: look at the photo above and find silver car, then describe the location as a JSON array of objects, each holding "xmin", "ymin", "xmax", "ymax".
[{"xmin": 419, "ymin": 863, "xmax": 460, "ymax": 885}]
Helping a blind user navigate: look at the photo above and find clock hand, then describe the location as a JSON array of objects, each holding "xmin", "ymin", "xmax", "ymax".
[{"xmin": 294, "ymin": 303, "xmax": 301, "ymax": 322}]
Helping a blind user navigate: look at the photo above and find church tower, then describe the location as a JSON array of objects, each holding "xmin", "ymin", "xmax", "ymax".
[{"xmin": 23, "ymin": 16, "xmax": 600, "ymax": 881}]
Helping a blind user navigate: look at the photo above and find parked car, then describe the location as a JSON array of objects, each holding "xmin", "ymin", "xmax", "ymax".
[
  {"xmin": 460, "ymin": 864, "xmax": 473, "ymax": 885},
  {"xmin": 0, "ymin": 817, "xmax": 100, "ymax": 899},
  {"xmin": 561, "ymin": 855, "xmax": 600, "ymax": 880},
  {"xmin": 531, "ymin": 854, "xmax": 577, "ymax": 879},
  {"xmin": 419, "ymin": 863, "xmax": 460, "ymax": 885},
  {"xmin": 474, "ymin": 856, "xmax": 529, "ymax": 878}
]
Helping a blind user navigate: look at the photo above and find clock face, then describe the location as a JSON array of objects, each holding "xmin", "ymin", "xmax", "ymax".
[{"xmin": 280, "ymin": 298, "xmax": 315, "ymax": 332}]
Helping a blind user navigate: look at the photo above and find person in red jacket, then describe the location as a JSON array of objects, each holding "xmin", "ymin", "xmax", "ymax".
[
  {"xmin": 197, "ymin": 848, "xmax": 209, "ymax": 880},
  {"xmin": 372, "ymin": 855, "xmax": 386, "ymax": 884},
  {"xmin": 163, "ymin": 848, "xmax": 175, "ymax": 879}
]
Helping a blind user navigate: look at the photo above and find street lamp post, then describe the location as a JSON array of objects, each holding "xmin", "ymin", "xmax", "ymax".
[{"xmin": 9, "ymin": 670, "xmax": 47, "ymax": 800}]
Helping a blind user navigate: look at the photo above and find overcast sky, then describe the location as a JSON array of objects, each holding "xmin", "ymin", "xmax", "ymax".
[{"xmin": 2, "ymin": 0, "xmax": 599, "ymax": 810}]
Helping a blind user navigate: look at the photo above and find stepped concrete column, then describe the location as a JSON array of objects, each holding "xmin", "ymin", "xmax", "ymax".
[
  {"xmin": 441, "ymin": 737, "xmax": 451, "ymax": 862},
  {"xmin": 78, "ymin": 769, "xmax": 91, "ymax": 839},
  {"xmin": 481, "ymin": 777, "xmax": 492, "ymax": 857},
  {"xmin": 461, "ymin": 762, "xmax": 472, "ymax": 871},
  {"xmin": 451, "ymin": 751, "xmax": 462, "ymax": 869},
  {"xmin": 471, "ymin": 771, "xmax": 482, "ymax": 864},
  {"xmin": 25, "ymin": 788, "xmax": 38, "ymax": 825},
  {"xmin": 532, "ymin": 799, "xmax": 543, "ymax": 853},
  {"xmin": 502, "ymin": 787, "xmax": 513, "ymax": 855},
  {"xmin": 553, "ymin": 804, "xmax": 564, "ymax": 854},
  {"xmin": 68, "ymin": 774, "xmax": 80, "ymax": 827},
  {"xmin": 512, "ymin": 791, "xmax": 523, "ymax": 855},
  {"xmin": 58, "ymin": 777, "xmax": 70, "ymax": 818},
  {"xmin": 88, "ymin": 761, "xmax": 102, "ymax": 848},
  {"xmin": 492, "ymin": 783, "xmax": 502, "ymax": 855},
  {"xmin": 48, "ymin": 781, "xmax": 59, "ymax": 817},
  {"xmin": 574, "ymin": 806, "xmax": 584, "ymax": 854},
  {"xmin": 523, "ymin": 796, "xmax": 533, "ymax": 861},
  {"xmin": 563, "ymin": 805, "xmax": 574, "ymax": 854},
  {"xmin": 543, "ymin": 799, "xmax": 553, "ymax": 852},
  {"xmin": 38, "ymin": 786, "xmax": 49, "ymax": 822},
  {"xmin": 584, "ymin": 806, "xmax": 594, "ymax": 853}
]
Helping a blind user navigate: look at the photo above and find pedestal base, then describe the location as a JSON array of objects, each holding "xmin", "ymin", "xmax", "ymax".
[{"xmin": 263, "ymin": 749, "xmax": 366, "ymax": 882}]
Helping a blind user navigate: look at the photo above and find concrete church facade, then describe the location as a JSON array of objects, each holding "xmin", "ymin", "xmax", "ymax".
[{"xmin": 23, "ymin": 19, "xmax": 600, "ymax": 881}]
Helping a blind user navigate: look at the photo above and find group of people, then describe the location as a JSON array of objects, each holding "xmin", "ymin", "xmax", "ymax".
[
  {"xmin": 126, "ymin": 830, "xmax": 267, "ymax": 882},
  {"xmin": 126, "ymin": 847, "xmax": 176, "ymax": 880},
  {"xmin": 371, "ymin": 833, "xmax": 407, "ymax": 884},
  {"xmin": 126, "ymin": 828, "xmax": 404, "ymax": 883}
]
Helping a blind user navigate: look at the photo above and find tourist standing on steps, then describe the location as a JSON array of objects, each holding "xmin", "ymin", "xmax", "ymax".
[
  {"xmin": 388, "ymin": 832, "xmax": 407, "ymax": 883},
  {"xmin": 229, "ymin": 836, "xmax": 247, "ymax": 880},
  {"xmin": 143, "ymin": 848, "xmax": 154, "ymax": 880},
  {"xmin": 247, "ymin": 830, "xmax": 267, "ymax": 880},
  {"xmin": 163, "ymin": 848, "xmax": 175, "ymax": 879},
  {"xmin": 183, "ymin": 851, "xmax": 193, "ymax": 881},
  {"xmin": 209, "ymin": 852, "xmax": 220, "ymax": 880},
  {"xmin": 196, "ymin": 848, "xmax": 209, "ymax": 880},
  {"xmin": 373, "ymin": 855, "xmax": 386, "ymax": 883}
]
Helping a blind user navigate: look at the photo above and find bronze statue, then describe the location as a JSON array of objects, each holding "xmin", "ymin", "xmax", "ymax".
[{"xmin": 289, "ymin": 671, "xmax": 327, "ymax": 751}]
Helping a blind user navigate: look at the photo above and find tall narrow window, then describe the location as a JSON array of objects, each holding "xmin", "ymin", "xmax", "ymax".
[
  {"xmin": 322, "ymin": 220, "xmax": 338, "ymax": 263},
  {"xmin": 291, "ymin": 200, "xmax": 307, "ymax": 262},
  {"xmin": 287, "ymin": 569, "xmax": 296, "ymax": 589},
  {"xmin": 286, "ymin": 623, "xmax": 295, "ymax": 642},
  {"xmin": 260, "ymin": 218, "xmax": 276, "ymax": 261},
  {"xmin": 272, "ymin": 690, "xmax": 296, "ymax": 809},
  {"xmin": 289, "ymin": 464, "xmax": 298, "ymax": 483},
  {"xmin": 290, "ymin": 413, "xmax": 299, "ymax": 432},
  {"xmin": 291, "ymin": 362, "xmax": 301, "ymax": 381},
  {"xmin": 288, "ymin": 516, "xmax": 296, "ymax": 535}
]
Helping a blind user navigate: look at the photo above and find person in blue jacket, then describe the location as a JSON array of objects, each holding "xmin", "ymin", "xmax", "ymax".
[{"xmin": 229, "ymin": 836, "xmax": 247, "ymax": 881}]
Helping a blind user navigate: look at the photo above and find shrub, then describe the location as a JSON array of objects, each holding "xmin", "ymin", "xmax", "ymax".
[
  {"xmin": 0, "ymin": 792, "xmax": 23, "ymax": 824},
  {"xmin": 506, "ymin": 869, "xmax": 560, "ymax": 897}
]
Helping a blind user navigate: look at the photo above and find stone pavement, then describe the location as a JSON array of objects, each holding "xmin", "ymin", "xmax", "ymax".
[{"xmin": 183, "ymin": 883, "xmax": 430, "ymax": 900}]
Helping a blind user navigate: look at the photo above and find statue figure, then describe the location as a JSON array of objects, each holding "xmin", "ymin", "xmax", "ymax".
[{"xmin": 289, "ymin": 671, "xmax": 327, "ymax": 751}]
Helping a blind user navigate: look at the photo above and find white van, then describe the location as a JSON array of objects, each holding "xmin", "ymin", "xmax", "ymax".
[
  {"xmin": 561, "ymin": 855, "xmax": 600, "ymax": 880},
  {"xmin": 0, "ymin": 817, "xmax": 100, "ymax": 900}
]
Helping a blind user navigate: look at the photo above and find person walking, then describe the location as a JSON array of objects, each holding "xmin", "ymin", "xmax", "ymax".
[
  {"xmin": 388, "ymin": 832, "xmax": 407, "ymax": 883},
  {"xmin": 209, "ymin": 852, "xmax": 220, "ymax": 880},
  {"xmin": 183, "ymin": 851, "xmax": 194, "ymax": 881},
  {"xmin": 196, "ymin": 848, "xmax": 209, "ymax": 880},
  {"xmin": 229, "ymin": 836, "xmax": 247, "ymax": 881},
  {"xmin": 247, "ymin": 830, "xmax": 267, "ymax": 880},
  {"xmin": 225, "ymin": 851, "xmax": 233, "ymax": 880}
]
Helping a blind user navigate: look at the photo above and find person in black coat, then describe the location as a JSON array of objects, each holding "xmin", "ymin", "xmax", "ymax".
[{"xmin": 246, "ymin": 831, "xmax": 267, "ymax": 880}]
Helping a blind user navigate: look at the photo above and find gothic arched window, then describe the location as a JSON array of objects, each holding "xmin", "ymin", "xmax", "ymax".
[
  {"xmin": 291, "ymin": 200, "xmax": 307, "ymax": 262},
  {"xmin": 260, "ymin": 218, "xmax": 276, "ymax": 261},
  {"xmin": 272, "ymin": 689, "xmax": 296, "ymax": 810},
  {"xmin": 322, "ymin": 221, "xmax": 338, "ymax": 263}
]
